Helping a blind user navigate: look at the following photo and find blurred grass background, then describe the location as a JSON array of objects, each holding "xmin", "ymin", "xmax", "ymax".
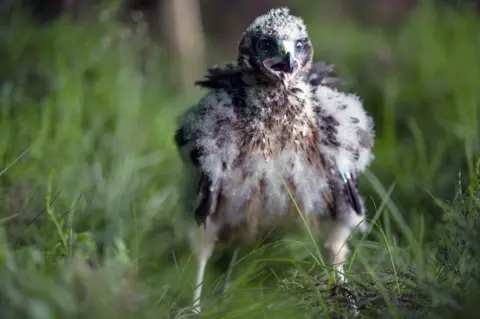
[{"xmin": 0, "ymin": 0, "xmax": 479, "ymax": 318}]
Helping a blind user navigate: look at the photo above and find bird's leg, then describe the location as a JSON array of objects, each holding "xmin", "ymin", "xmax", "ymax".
[
  {"xmin": 189, "ymin": 219, "xmax": 219, "ymax": 314},
  {"xmin": 323, "ymin": 222, "xmax": 352, "ymax": 283},
  {"xmin": 193, "ymin": 253, "xmax": 209, "ymax": 313},
  {"xmin": 323, "ymin": 221, "xmax": 361, "ymax": 317},
  {"xmin": 224, "ymin": 247, "xmax": 239, "ymax": 292}
]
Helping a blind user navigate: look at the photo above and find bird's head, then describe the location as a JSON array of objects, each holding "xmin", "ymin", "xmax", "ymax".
[{"xmin": 238, "ymin": 7, "xmax": 313, "ymax": 85}]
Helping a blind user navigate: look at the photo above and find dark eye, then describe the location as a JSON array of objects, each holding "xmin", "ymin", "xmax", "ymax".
[
  {"xmin": 256, "ymin": 37, "xmax": 272, "ymax": 52},
  {"xmin": 296, "ymin": 40, "xmax": 304, "ymax": 50}
]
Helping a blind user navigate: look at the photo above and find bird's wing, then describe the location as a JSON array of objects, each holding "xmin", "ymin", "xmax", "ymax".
[
  {"xmin": 307, "ymin": 60, "xmax": 345, "ymax": 88},
  {"xmin": 175, "ymin": 120, "xmax": 210, "ymax": 226},
  {"xmin": 174, "ymin": 65, "xmax": 244, "ymax": 226},
  {"xmin": 310, "ymin": 61, "xmax": 374, "ymax": 224},
  {"xmin": 195, "ymin": 63, "xmax": 243, "ymax": 91},
  {"xmin": 174, "ymin": 103, "xmax": 224, "ymax": 226}
]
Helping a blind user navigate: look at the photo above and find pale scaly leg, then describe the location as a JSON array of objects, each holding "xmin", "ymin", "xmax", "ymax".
[
  {"xmin": 322, "ymin": 219, "xmax": 362, "ymax": 317},
  {"xmin": 189, "ymin": 219, "xmax": 219, "ymax": 314},
  {"xmin": 323, "ymin": 223, "xmax": 352, "ymax": 283},
  {"xmin": 224, "ymin": 247, "xmax": 239, "ymax": 292},
  {"xmin": 193, "ymin": 254, "xmax": 209, "ymax": 313}
]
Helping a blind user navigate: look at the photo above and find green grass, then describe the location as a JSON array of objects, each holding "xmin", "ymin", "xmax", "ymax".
[{"xmin": 1, "ymin": 2, "xmax": 479, "ymax": 318}]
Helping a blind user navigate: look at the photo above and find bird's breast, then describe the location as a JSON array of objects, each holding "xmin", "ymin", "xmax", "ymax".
[
  {"xmin": 196, "ymin": 100, "xmax": 333, "ymax": 239},
  {"xmin": 218, "ymin": 134, "xmax": 332, "ymax": 236}
]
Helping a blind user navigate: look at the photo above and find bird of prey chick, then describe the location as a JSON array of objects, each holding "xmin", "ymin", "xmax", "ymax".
[{"xmin": 174, "ymin": 7, "xmax": 375, "ymax": 313}]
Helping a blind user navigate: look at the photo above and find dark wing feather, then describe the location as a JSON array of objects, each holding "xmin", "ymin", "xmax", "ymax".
[
  {"xmin": 174, "ymin": 126, "xmax": 189, "ymax": 148},
  {"xmin": 325, "ymin": 168, "xmax": 364, "ymax": 219},
  {"xmin": 195, "ymin": 63, "xmax": 243, "ymax": 91},
  {"xmin": 194, "ymin": 63, "xmax": 248, "ymax": 108},
  {"xmin": 194, "ymin": 173, "xmax": 210, "ymax": 224},
  {"xmin": 339, "ymin": 172, "xmax": 363, "ymax": 216},
  {"xmin": 194, "ymin": 173, "xmax": 222, "ymax": 226},
  {"xmin": 308, "ymin": 60, "xmax": 345, "ymax": 88}
]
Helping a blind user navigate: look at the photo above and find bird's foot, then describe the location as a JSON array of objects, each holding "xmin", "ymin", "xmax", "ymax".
[{"xmin": 313, "ymin": 272, "xmax": 360, "ymax": 317}]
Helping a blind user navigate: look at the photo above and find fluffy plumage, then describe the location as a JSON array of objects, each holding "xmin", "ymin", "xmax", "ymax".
[{"xmin": 174, "ymin": 7, "xmax": 375, "ymax": 313}]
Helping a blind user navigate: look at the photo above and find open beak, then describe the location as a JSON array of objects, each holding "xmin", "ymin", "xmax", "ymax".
[
  {"xmin": 279, "ymin": 40, "xmax": 295, "ymax": 72},
  {"xmin": 263, "ymin": 40, "xmax": 297, "ymax": 74}
]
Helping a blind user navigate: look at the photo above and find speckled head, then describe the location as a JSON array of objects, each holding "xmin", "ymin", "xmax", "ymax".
[
  {"xmin": 238, "ymin": 7, "xmax": 313, "ymax": 84},
  {"xmin": 246, "ymin": 7, "xmax": 308, "ymax": 40}
]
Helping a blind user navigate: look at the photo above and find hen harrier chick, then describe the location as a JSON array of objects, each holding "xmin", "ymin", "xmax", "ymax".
[{"xmin": 174, "ymin": 7, "xmax": 375, "ymax": 313}]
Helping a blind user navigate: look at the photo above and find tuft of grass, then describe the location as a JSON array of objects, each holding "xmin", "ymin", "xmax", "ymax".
[{"xmin": 0, "ymin": 2, "xmax": 479, "ymax": 318}]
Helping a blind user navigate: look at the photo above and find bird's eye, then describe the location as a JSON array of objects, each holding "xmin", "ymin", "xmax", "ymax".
[
  {"xmin": 256, "ymin": 38, "xmax": 272, "ymax": 52},
  {"xmin": 296, "ymin": 40, "xmax": 304, "ymax": 50}
]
